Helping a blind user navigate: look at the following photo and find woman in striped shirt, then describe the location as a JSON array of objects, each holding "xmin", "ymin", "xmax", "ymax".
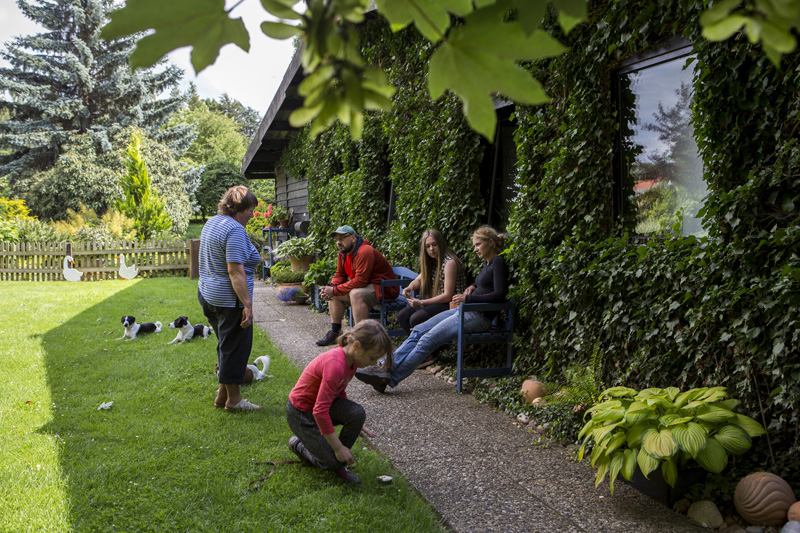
[{"xmin": 198, "ymin": 186, "xmax": 262, "ymax": 411}]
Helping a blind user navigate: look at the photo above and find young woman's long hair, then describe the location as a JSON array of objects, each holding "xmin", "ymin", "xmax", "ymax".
[
  {"xmin": 339, "ymin": 319, "xmax": 393, "ymax": 369},
  {"xmin": 417, "ymin": 229, "xmax": 462, "ymax": 299},
  {"xmin": 471, "ymin": 225, "xmax": 506, "ymax": 255}
]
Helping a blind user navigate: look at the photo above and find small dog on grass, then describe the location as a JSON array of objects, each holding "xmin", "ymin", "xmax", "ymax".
[
  {"xmin": 118, "ymin": 316, "xmax": 162, "ymax": 340},
  {"xmin": 167, "ymin": 316, "xmax": 213, "ymax": 344}
]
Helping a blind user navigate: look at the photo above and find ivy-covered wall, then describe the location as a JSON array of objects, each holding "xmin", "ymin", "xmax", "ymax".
[{"xmin": 278, "ymin": 2, "xmax": 799, "ymax": 478}]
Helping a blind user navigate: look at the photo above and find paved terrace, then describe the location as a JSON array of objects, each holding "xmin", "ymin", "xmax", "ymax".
[{"xmin": 253, "ymin": 283, "xmax": 704, "ymax": 533}]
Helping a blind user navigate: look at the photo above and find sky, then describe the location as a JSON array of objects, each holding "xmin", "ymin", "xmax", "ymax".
[{"xmin": 0, "ymin": 0, "xmax": 297, "ymax": 115}]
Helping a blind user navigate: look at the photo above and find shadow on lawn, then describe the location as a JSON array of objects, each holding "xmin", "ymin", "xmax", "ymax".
[{"xmin": 36, "ymin": 279, "xmax": 301, "ymax": 531}]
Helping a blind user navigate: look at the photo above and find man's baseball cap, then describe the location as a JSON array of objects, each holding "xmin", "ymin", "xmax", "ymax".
[{"xmin": 330, "ymin": 225, "xmax": 356, "ymax": 237}]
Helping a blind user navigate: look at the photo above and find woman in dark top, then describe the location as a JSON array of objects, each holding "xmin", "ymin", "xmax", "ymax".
[{"xmin": 355, "ymin": 226, "xmax": 508, "ymax": 392}]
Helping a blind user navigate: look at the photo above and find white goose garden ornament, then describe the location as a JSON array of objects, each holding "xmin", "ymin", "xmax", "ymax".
[
  {"xmin": 62, "ymin": 255, "xmax": 83, "ymax": 282},
  {"xmin": 117, "ymin": 254, "xmax": 139, "ymax": 279}
]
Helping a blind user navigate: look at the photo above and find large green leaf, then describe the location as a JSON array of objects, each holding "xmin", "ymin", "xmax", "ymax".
[
  {"xmin": 636, "ymin": 449, "xmax": 660, "ymax": 478},
  {"xmin": 696, "ymin": 438, "xmax": 728, "ymax": 473},
  {"xmin": 661, "ymin": 458, "xmax": 678, "ymax": 487},
  {"xmin": 427, "ymin": 1, "xmax": 566, "ymax": 140},
  {"xmin": 594, "ymin": 455, "xmax": 610, "ymax": 488},
  {"xmin": 102, "ymin": 0, "xmax": 250, "ymax": 72},
  {"xmin": 626, "ymin": 421, "xmax": 652, "ymax": 448},
  {"xmin": 608, "ymin": 452, "xmax": 624, "ymax": 493},
  {"xmin": 373, "ymin": 0, "xmax": 473, "ymax": 41},
  {"xmin": 671, "ymin": 422, "xmax": 707, "ymax": 458},
  {"xmin": 734, "ymin": 413, "xmax": 766, "ymax": 437},
  {"xmin": 605, "ymin": 432, "xmax": 627, "ymax": 456},
  {"xmin": 659, "ymin": 414, "xmax": 693, "ymax": 427},
  {"xmin": 620, "ymin": 449, "xmax": 638, "ymax": 481},
  {"xmin": 600, "ymin": 386, "xmax": 637, "ymax": 398},
  {"xmin": 591, "ymin": 408, "xmax": 626, "ymax": 422},
  {"xmin": 713, "ymin": 425, "xmax": 752, "ymax": 455},
  {"xmin": 642, "ymin": 427, "xmax": 677, "ymax": 458},
  {"xmin": 695, "ymin": 404, "xmax": 736, "ymax": 423}
]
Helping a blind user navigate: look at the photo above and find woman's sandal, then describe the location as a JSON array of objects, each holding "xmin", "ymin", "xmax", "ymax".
[{"xmin": 225, "ymin": 398, "xmax": 262, "ymax": 411}]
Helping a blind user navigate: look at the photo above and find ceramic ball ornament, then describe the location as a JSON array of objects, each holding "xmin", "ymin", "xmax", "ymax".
[
  {"xmin": 521, "ymin": 380, "xmax": 547, "ymax": 403},
  {"xmin": 734, "ymin": 472, "xmax": 797, "ymax": 526}
]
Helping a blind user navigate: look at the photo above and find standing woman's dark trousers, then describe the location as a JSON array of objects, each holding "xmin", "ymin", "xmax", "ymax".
[
  {"xmin": 397, "ymin": 303, "xmax": 451, "ymax": 335},
  {"xmin": 198, "ymin": 290, "xmax": 252, "ymax": 384}
]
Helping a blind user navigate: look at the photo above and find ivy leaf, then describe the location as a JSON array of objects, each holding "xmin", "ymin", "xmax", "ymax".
[
  {"xmin": 373, "ymin": 0, "xmax": 473, "ymax": 42},
  {"xmin": 428, "ymin": 3, "xmax": 567, "ymax": 140},
  {"xmin": 102, "ymin": 0, "xmax": 249, "ymax": 73}
]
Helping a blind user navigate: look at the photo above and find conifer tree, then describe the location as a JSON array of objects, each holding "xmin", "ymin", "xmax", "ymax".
[
  {"xmin": 115, "ymin": 130, "xmax": 172, "ymax": 240},
  {"xmin": 0, "ymin": 0, "xmax": 193, "ymax": 186}
]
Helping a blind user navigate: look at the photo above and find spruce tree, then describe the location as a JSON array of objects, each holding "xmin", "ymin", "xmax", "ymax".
[{"xmin": 0, "ymin": 0, "xmax": 193, "ymax": 190}]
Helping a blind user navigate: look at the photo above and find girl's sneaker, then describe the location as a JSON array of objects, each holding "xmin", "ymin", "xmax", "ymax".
[{"xmin": 335, "ymin": 465, "xmax": 361, "ymax": 484}]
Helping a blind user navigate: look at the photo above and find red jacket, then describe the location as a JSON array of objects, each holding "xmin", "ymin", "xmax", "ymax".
[{"xmin": 330, "ymin": 237, "xmax": 399, "ymax": 301}]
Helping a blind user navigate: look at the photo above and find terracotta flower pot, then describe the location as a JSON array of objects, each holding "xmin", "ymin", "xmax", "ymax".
[
  {"xmin": 289, "ymin": 254, "xmax": 314, "ymax": 272},
  {"xmin": 279, "ymin": 219, "xmax": 289, "ymax": 228},
  {"xmin": 521, "ymin": 379, "xmax": 547, "ymax": 403}
]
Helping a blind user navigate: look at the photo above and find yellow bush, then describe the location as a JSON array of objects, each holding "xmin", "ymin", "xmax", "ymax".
[{"xmin": 0, "ymin": 197, "xmax": 35, "ymax": 220}]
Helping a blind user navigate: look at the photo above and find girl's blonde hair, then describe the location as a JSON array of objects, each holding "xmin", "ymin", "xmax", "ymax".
[
  {"xmin": 471, "ymin": 225, "xmax": 506, "ymax": 254},
  {"xmin": 418, "ymin": 229, "xmax": 463, "ymax": 299},
  {"xmin": 338, "ymin": 319, "xmax": 393, "ymax": 369}
]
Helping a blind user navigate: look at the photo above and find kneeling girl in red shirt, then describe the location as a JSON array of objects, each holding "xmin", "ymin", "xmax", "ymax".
[{"xmin": 286, "ymin": 319, "xmax": 392, "ymax": 484}]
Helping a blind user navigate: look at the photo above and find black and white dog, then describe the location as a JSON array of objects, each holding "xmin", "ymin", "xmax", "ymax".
[
  {"xmin": 118, "ymin": 316, "xmax": 162, "ymax": 340},
  {"xmin": 167, "ymin": 316, "xmax": 213, "ymax": 344}
]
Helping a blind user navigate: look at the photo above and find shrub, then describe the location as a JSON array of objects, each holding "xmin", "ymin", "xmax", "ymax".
[
  {"xmin": 12, "ymin": 218, "xmax": 71, "ymax": 242},
  {"xmin": 578, "ymin": 386, "xmax": 766, "ymax": 492}
]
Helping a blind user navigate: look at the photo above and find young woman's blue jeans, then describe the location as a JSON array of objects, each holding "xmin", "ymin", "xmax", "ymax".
[{"xmin": 388, "ymin": 308, "xmax": 491, "ymax": 387}]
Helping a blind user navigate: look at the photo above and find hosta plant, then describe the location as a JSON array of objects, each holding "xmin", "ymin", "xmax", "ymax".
[{"xmin": 578, "ymin": 386, "xmax": 765, "ymax": 492}]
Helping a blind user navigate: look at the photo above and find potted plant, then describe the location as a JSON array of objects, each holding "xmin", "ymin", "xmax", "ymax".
[
  {"xmin": 269, "ymin": 260, "xmax": 307, "ymax": 285},
  {"xmin": 578, "ymin": 386, "xmax": 765, "ymax": 499},
  {"xmin": 271, "ymin": 205, "xmax": 289, "ymax": 227},
  {"xmin": 273, "ymin": 234, "xmax": 319, "ymax": 271},
  {"xmin": 303, "ymin": 257, "xmax": 337, "ymax": 312},
  {"xmin": 277, "ymin": 284, "xmax": 309, "ymax": 305}
]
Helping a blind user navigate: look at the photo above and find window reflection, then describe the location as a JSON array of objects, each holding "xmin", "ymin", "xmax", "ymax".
[{"xmin": 616, "ymin": 47, "xmax": 707, "ymax": 237}]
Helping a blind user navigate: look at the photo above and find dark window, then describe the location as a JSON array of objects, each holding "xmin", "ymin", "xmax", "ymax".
[
  {"xmin": 479, "ymin": 104, "xmax": 518, "ymax": 230},
  {"xmin": 613, "ymin": 38, "xmax": 706, "ymax": 237}
]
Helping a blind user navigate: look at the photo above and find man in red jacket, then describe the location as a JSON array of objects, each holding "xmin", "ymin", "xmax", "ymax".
[{"xmin": 316, "ymin": 225, "xmax": 398, "ymax": 346}]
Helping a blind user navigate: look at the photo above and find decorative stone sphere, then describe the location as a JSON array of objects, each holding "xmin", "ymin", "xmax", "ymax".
[
  {"xmin": 734, "ymin": 472, "xmax": 797, "ymax": 526},
  {"xmin": 521, "ymin": 380, "xmax": 547, "ymax": 403},
  {"xmin": 789, "ymin": 502, "xmax": 800, "ymax": 522}
]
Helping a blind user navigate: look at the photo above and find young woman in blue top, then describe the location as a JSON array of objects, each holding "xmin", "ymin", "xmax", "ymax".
[
  {"xmin": 355, "ymin": 225, "xmax": 508, "ymax": 393},
  {"xmin": 198, "ymin": 185, "xmax": 262, "ymax": 411}
]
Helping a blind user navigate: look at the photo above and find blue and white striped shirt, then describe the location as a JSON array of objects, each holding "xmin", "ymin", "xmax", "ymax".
[{"xmin": 198, "ymin": 215, "xmax": 261, "ymax": 308}]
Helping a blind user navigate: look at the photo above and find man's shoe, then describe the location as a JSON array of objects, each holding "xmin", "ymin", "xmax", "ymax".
[
  {"xmin": 355, "ymin": 368, "xmax": 390, "ymax": 393},
  {"xmin": 335, "ymin": 465, "xmax": 361, "ymax": 484},
  {"xmin": 316, "ymin": 329, "xmax": 340, "ymax": 346}
]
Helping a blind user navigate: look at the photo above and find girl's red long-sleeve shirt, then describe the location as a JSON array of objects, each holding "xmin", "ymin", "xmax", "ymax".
[{"xmin": 288, "ymin": 346, "xmax": 356, "ymax": 435}]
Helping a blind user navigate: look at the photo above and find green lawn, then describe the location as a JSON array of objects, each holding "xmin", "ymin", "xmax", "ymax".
[
  {"xmin": 184, "ymin": 220, "xmax": 204, "ymax": 240},
  {"xmin": 0, "ymin": 278, "xmax": 444, "ymax": 532}
]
